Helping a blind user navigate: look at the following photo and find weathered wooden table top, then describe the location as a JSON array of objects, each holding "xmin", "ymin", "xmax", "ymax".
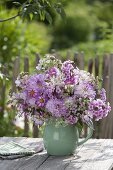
[{"xmin": 0, "ymin": 137, "xmax": 113, "ymax": 170}]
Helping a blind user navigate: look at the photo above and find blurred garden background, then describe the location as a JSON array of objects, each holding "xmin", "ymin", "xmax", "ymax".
[{"xmin": 0, "ymin": 0, "xmax": 113, "ymax": 138}]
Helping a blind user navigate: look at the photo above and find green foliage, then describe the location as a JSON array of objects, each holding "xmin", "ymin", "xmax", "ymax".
[
  {"xmin": 0, "ymin": 0, "xmax": 65, "ymax": 23},
  {"xmin": 24, "ymin": 22, "xmax": 52, "ymax": 56},
  {"xmin": 51, "ymin": 2, "xmax": 95, "ymax": 49},
  {"xmin": 0, "ymin": 9, "xmax": 25, "ymax": 64},
  {"xmin": 0, "ymin": 9, "xmax": 52, "ymax": 65},
  {"xmin": 0, "ymin": 113, "xmax": 24, "ymax": 137},
  {"xmin": 93, "ymin": 1, "xmax": 113, "ymax": 26}
]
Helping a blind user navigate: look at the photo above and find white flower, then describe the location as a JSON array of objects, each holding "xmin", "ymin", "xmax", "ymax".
[{"xmin": 15, "ymin": 78, "xmax": 21, "ymax": 87}]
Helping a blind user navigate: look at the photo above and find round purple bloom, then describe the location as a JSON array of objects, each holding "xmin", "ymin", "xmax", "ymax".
[
  {"xmin": 36, "ymin": 95, "xmax": 46, "ymax": 107},
  {"xmin": 74, "ymin": 82, "xmax": 96, "ymax": 99},
  {"xmin": 65, "ymin": 115, "xmax": 78, "ymax": 124},
  {"xmin": 46, "ymin": 67, "xmax": 60, "ymax": 77},
  {"xmin": 88, "ymin": 99, "xmax": 111, "ymax": 121},
  {"xmin": 62, "ymin": 60, "xmax": 74, "ymax": 75},
  {"xmin": 46, "ymin": 98, "xmax": 68, "ymax": 118},
  {"xmin": 64, "ymin": 75, "xmax": 79, "ymax": 85}
]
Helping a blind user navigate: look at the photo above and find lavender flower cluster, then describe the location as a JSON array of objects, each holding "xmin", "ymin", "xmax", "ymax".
[{"xmin": 9, "ymin": 55, "xmax": 111, "ymax": 126}]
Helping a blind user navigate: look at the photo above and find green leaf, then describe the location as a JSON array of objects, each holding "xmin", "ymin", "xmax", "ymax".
[
  {"xmin": 13, "ymin": 2, "xmax": 21, "ymax": 6},
  {"xmin": 45, "ymin": 0, "xmax": 51, "ymax": 7},
  {"xmin": 59, "ymin": 7, "xmax": 66, "ymax": 19},
  {"xmin": 0, "ymin": 73, "xmax": 3, "ymax": 79},
  {"xmin": 39, "ymin": 10, "xmax": 45, "ymax": 21},
  {"xmin": 45, "ymin": 12, "xmax": 52, "ymax": 24}
]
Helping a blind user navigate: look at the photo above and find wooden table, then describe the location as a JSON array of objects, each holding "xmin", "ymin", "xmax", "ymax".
[{"xmin": 0, "ymin": 137, "xmax": 113, "ymax": 170}]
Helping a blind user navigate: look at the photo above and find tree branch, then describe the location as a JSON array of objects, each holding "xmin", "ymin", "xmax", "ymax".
[{"xmin": 0, "ymin": 14, "xmax": 19, "ymax": 22}]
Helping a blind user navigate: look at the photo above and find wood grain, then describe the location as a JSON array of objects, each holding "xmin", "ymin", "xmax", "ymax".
[{"xmin": 1, "ymin": 138, "xmax": 113, "ymax": 170}]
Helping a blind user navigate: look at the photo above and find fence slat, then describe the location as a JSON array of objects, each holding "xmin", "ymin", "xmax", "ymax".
[
  {"xmin": 95, "ymin": 56, "xmax": 99, "ymax": 77},
  {"xmin": 106, "ymin": 54, "xmax": 113, "ymax": 138},
  {"xmin": 88, "ymin": 59, "xmax": 93, "ymax": 74},
  {"xmin": 102, "ymin": 55, "xmax": 110, "ymax": 100},
  {"xmin": 12, "ymin": 57, "xmax": 20, "ymax": 92},
  {"xmin": 74, "ymin": 52, "xmax": 84, "ymax": 69},
  {"xmin": 24, "ymin": 57, "xmax": 29, "ymax": 137},
  {"xmin": 99, "ymin": 55, "xmax": 110, "ymax": 138}
]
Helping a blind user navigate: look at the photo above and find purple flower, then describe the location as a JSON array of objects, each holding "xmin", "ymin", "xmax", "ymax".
[
  {"xmin": 31, "ymin": 115, "xmax": 44, "ymax": 126},
  {"xmin": 65, "ymin": 115, "xmax": 78, "ymax": 124},
  {"xmin": 45, "ymin": 84, "xmax": 55, "ymax": 98},
  {"xmin": 36, "ymin": 95, "xmax": 46, "ymax": 107},
  {"xmin": 46, "ymin": 98, "xmax": 68, "ymax": 118},
  {"xmin": 28, "ymin": 88, "xmax": 37, "ymax": 97},
  {"xmin": 88, "ymin": 99, "xmax": 111, "ymax": 121},
  {"xmin": 62, "ymin": 60, "xmax": 74, "ymax": 75},
  {"xmin": 28, "ymin": 74, "xmax": 46, "ymax": 87},
  {"xmin": 74, "ymin": 82, "xmax": 96, "ymax": 99},
  {"xmin": 64, "ymin": 75, "xmax": 79, "ymax": 85},
  {"xmin": 46, "ymin": 67, "xmax": 60, "ymax": 77},
  {"xmin": 99, "ymin": 88, "xmax": 106, "ymax": 102},
  {"xmin": 28, "ymin": 98, "xmax": 36, "ymax": 106}
]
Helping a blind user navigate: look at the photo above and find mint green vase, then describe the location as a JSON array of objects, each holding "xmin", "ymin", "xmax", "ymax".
[{"xmin": 43, "ymin": 123, "xmax": 93, "ymax": 156}]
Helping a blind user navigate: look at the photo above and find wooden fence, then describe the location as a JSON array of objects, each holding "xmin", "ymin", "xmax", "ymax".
[{"xmin": 0, "ymin": 52, "xmax": 113, "ymax": 138}]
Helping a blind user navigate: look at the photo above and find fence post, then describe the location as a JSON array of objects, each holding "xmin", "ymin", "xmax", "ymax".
[
  {"xmin": 106, "ymin": 54, "xmax": 113, "ymax": 138},
  {"xmin": 32, "ymin": 53, "xmax": 40, "ymax": 138},
  {"xmin": 88, "ymin": 59, "xmax": 93, "ymax": 74},
  {"xmin": 24, "ymin": 57, "xmax": 29, "ymax": 137},
  {"xmin": 74, "ymin": 52, "xmax": 79, "ymax": 68},
  {"xmin": 74, "ymin": 52, "xmax": 84, "ymax": 69},
  {"xmin": 99, "ymin": 54, "xmax": 110, "ymax": 138},
  {"xmin": 12, "ymin": 57, "xmax": 20, "ymax": 92},
  {"xmin": 102, "ymin": 55, "xmax": 110, "ymax": 100}
]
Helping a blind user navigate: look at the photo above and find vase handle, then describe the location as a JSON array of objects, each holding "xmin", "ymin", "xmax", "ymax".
[{"xmin": 78, "ymin": 126, "xmax": 93, "ymax": 146}]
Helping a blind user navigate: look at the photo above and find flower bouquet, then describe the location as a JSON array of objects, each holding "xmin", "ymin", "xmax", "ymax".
[{"xmin": 9, "ymin": 55, "xmax": 111, "ymax": 155}]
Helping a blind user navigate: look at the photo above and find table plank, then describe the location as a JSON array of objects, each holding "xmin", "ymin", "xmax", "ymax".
[
  {"xmin": 0, "ymin": 137, "xmax": 48, "ymax": 170},
  {"xmin": 64, "ymin": 139, "xmax": 105, "ymax": 170},
  {"xmin": 37, "ymin": 143, "xmax": 84, "ymax": 170},
  {"xmin": 0, "ymin": 138, "xmax": 113, "ymax": 170},
  {"xmin": 0, "ymin": 154, "xmax": 48, "ymax": 170},
  {"xmin": 79, "ymin": 139, "xmax": 113, "ymax": 170},
  {"xmin": 37, "ymin": 139, "xmax": 100, "ymax": 170}
]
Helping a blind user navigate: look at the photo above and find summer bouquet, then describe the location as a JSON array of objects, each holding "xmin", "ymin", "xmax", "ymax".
[
  {"xmin": 10, "ymin": 55, "xmax": 111, "ymax": 155},
  {"xmin": 9, "ymin": 55, "xmax": 111, "ymax": 155}
]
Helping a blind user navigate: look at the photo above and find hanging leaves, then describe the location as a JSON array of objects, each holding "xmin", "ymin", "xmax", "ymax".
[
  {"xmin": 0, "ymin": 0, "xmax": 65, "ymax": 23},
  {"xmin": 19, "ymin": 0, "xmax": 66, "ymax": 22}
]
